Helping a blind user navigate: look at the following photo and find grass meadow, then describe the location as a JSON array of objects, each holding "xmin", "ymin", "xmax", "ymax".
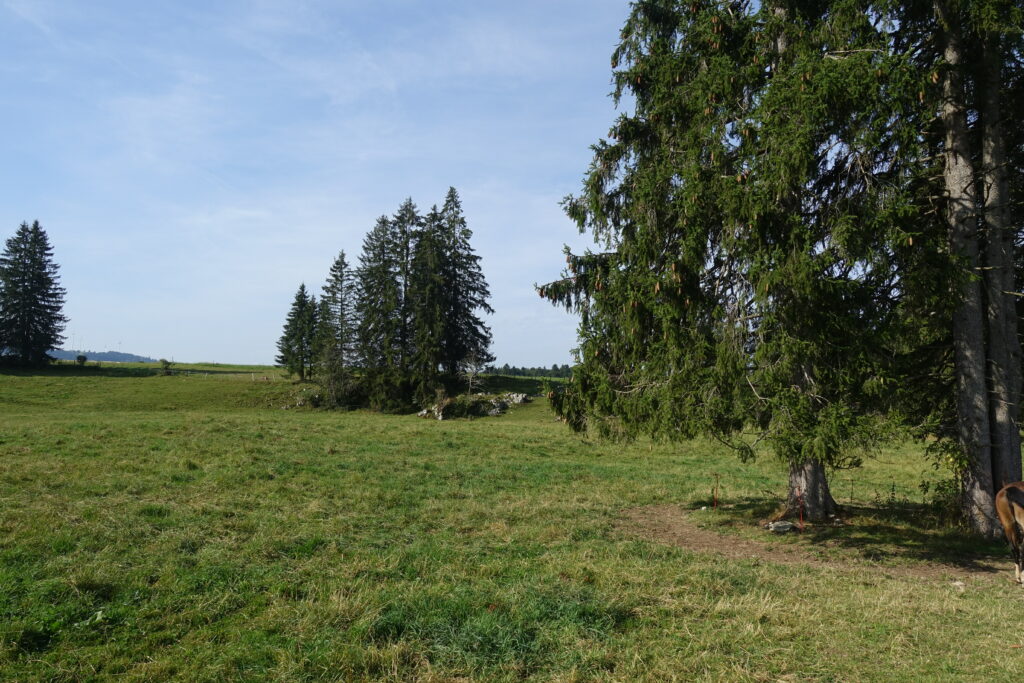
[{"xmin": 1, "ymin": 364, "xmax": 1022, "ymax": 681}]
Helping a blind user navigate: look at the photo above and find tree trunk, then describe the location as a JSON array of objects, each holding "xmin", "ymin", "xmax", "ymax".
[
  {"xmin": 786, "ymin": 459, "xmax": 838, "ymax": 522},
  {"xmin": 936, "ymin": 0, "xmax": 1000, "ymax": 537},
  {"xmin": 769, "ymin": 4, "xmax": 839, "ymax": 526},
  {"xmin": 981, "ymin": 31, "xmax": 1022, "ymax": 490}
]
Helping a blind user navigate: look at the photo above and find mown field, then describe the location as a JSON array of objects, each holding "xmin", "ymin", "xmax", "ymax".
[{"xmin": 1, "ymin": 365, "xmax": 1021, "ymax": 681}]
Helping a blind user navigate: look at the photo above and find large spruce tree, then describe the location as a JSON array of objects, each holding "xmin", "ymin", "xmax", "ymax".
[
  {"xmin": 0, "ymin": 221, "xmax": 67, "ymax": 366},
  {"xmin": 276, "ymin": 284, "xmax": 317, "ymax": 381},
  {"xmin": 356, "ymin": 215, "xmax": 406, "ymax": 410},
  {"xmin": 438, "ymin": 187, "xmax": 494, "ymax": 376},
  {"xmin": 409, "ymin": 206, "xmax": 447, "ymax": 403},
  {"xmin": 539, "ymin": 0, "xmax": 992, "ymax": 522}
]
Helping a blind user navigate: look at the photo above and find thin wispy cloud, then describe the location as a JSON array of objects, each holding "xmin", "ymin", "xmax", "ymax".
[
  {"xmin": 0, "ymin": 0, "xmax": 626, "ymax": 364},
  {"xmin": 3, "ymin": 0, "xmax": 60, "ymax": 40},
  {"xmin": 104, "ymin": 79, "xmax": 223, "ymax": 167}
]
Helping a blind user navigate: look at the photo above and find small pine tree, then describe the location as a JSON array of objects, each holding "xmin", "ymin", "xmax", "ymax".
[
  {"xmin": 276, "ymin": 284, "xmax": 317, "ymax": 381},
  {"xmin": 315, "ymin": 251, "xmax": 359, "ymax": 406},
  {"xmin": 0, "ymin": 221, "xmax": 67, "ymax": 366},
  {"xmin": 320, "ymin": 250, "xmax": 357, "ymax": 368},
  {"xmin": 313, "ymin": 296, "xmax": 353, "ymax": 407}
]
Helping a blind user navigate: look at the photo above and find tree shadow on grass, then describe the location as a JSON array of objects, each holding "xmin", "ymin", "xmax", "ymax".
[{"xmin": 716, "ymin": 496, "xmax": 1007, "ymax": 575}]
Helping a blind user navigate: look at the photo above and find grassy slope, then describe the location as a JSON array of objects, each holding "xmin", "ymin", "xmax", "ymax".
[{"xmin": 0, "ymin": 368, "xmax": 1020, "ymax": 681}]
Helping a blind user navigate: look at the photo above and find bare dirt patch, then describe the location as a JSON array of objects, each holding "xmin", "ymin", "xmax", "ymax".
[{"xmin": 618, "ymin": 504, "xmax": 1012, "ymax": 583}]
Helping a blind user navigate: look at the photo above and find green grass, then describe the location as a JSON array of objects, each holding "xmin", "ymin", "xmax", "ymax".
[{"xmin": 0, "ymin": 366, "xmax": 1020, "ymax": 681}]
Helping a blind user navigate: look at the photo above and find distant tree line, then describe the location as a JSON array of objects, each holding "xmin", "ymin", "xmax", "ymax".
[
  {"xmin": 487, "ymin": 363, "xmax": 571, "ymax": 379},
  {"xmin": 51, "ymin": 350, "xmax": 157, "ymax": 364},
  {"xmin": 277, "ymin": 188, "xmax": 493, "ymax": 411},
  {"xmin": 0, "ymin": 221, "xmax": 67, "ymax": 367}
]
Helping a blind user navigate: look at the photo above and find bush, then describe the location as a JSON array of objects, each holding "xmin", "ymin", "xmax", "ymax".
[
  {"xmin": 315, "ymin": 368, "xmax": 365, "ymax": 410},
  {"xmin": 75, "ymin": 354, "xmax": 87, "ymax": 366}
]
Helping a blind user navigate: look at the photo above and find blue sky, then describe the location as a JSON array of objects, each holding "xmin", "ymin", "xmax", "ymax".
[{"xmin": 0, "ymin": 0, "xmax": 630, "ymax": 366}]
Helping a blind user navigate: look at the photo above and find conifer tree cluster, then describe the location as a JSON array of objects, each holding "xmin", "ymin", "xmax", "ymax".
[
  {"xmin": 277, "ymin": 188, "xmax": 493, "ymax": 411},
  {"xmin": 541, "ymin": 0, "xmax": 1023, "ymax": 532},
  {"xmin": 0, "ymin": 221, "xmax": 67, "ymax": 366}
]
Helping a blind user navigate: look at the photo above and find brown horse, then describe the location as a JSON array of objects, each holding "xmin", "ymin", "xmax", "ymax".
[{"xmin": 995, "ymin": 482, "xmax": 1024, "ymax": 585}]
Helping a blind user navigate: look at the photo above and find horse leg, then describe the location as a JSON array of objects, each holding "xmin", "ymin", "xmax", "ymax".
[
  {"xmin": 1011, "ymin": 540, "xmax": 1019, "ymax": 585},
  {"xmin": 1015, "ymin": 519, "xmax": 1024, "ymax": 585}
]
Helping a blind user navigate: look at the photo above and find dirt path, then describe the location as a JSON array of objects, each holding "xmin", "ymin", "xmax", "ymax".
[{"xmin": 618, "ymin": 504, "xmax": 1012, "ymax": 583}]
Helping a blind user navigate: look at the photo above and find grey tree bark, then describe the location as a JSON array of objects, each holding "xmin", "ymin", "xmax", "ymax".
[
  {"xmin": 936, "ymin": 0, "xmax": 1000, "ymax": 537},
  {"xmin": 786, "ymin": 459, "xmax": 838, "ymax": 522},
  {"xmin": 981, "ymin": 31, "xmax": 1022, "ymax": 491}
]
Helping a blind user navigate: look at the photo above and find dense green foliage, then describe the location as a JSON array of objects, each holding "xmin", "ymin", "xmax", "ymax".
[
  {"xmin": 355, "ymin": 214, "xmax": 406, "ymax": 409},
  {"xmin": 409, "ymin": 207, "xmax": 447, "ymax": 403},
  {"xmin": 0, "ymin": 221, "xmax": 67, "ymax": 366},
  {"xmin": 1, "ymin": 365, "xmax": 1020, "ymax": 680},
  {"xmin": 541, "ymin": 0, "xmax": 1023, "ymax": 526}
]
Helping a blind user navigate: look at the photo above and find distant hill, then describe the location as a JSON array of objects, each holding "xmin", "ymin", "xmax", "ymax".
[{"xmin": 51, "ymin": 349, "xmax": 158, "ymax": 363}]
